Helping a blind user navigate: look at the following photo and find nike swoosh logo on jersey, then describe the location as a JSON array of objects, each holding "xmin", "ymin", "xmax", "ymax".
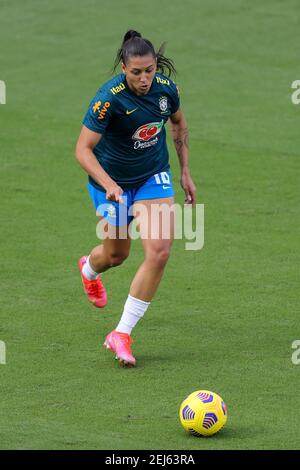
[
  {"xmin": 162, "ymin": 185, "xmax": 171, "ymax": 189},
  {"xmin": 126, "ymin": 108, "xmax": 138, "ymax": 115}
]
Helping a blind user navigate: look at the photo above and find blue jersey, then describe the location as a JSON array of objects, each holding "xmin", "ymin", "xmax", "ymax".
[{"xmin": 83, "ymin": 73, "xmax": 180, "ymax": 191}]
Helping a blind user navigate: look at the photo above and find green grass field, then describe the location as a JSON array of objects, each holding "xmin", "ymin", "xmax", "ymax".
[{"xmin": 1, "ymin": 0, "xmax": 299, "ymax": 450}]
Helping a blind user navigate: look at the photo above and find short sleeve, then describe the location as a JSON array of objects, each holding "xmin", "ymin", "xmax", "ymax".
[
  {"xmin": 170, "ymin": 82, "xmax": 180, "ymax": 114},
  {"xmin": 82, "ymin": 88, "xmax": 113, "ymax": 134}
]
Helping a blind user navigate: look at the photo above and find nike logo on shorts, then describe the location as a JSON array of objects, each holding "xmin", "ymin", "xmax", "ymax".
[{"xmin": 162, "ymin": 185, "xmax": 171, "ymax": 189}]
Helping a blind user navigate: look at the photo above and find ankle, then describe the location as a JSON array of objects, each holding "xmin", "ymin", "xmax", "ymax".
[{"xmin": 82, "ymin": 256, "xmax": 100, "ymax": 280}]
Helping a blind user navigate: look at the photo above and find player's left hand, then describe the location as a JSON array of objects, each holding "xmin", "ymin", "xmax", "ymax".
[{"xmin": 181, "ymin": 170, "xmax": 197, "ymax": 207}]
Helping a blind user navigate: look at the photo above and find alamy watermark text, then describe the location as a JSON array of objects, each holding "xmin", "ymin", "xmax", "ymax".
[
  {"xmin": 291, "ymin": 340, "xmax": 300, "ymax": 365},
  {"xmin": 0, "ymin": 341, "xmax": 6, "ymax": 364},
  {"xmin": 0, "ymin": 80, "xmax": 6, "ymax": 104},
  {"xmin": 291, "ymin": 80, "xmax": 300, "ymax": 104}
]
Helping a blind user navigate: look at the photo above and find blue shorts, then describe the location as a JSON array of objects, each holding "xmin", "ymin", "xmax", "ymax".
[{"xmin": 88, "ymin": 170, "xmax": 175, "ymax": 226}]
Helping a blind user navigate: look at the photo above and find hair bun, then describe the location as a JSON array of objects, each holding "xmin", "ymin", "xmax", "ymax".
[{"xmin": 123, "ymin": 30, "xmax": 142, "ymax": 43}]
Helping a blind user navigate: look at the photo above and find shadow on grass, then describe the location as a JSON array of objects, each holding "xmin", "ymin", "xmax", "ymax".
[
  {"xmin": 179, "ymin": 423, "xmax": 268, "ymax": 445},
  {"xmin": 135, "ymin": 351, "xmax": 206, "ymax": 368},
  {"xmin": 98, "ymin": 350, "xmax": 212, "ymax": 372},
  {"xmin": 212, "ymin": 424, "xmax": 268, "ymax": 440}
]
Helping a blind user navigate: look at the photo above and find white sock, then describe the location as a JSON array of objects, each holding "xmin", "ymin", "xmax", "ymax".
[
  {"xmin": 82, "ymin": 256, "xmax": 99, "ymax": 280},
  {"xmin": 116, "ymin": 294, "xmax": 150, "ymax": 335}
]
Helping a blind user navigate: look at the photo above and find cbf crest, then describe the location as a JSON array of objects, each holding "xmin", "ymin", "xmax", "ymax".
[{"xmin": 159, "ymin": 96, "xmax": 168, "ymax": 113}]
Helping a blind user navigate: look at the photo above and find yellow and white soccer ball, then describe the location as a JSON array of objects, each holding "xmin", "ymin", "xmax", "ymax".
[{"xmin": 179, "ymin": 390, "xmax": 228, "ymax": 437}]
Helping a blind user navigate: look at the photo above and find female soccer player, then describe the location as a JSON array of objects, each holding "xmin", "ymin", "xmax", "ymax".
[{"xmin": 75, "ymin": 30, "xmax": 196, "ymax": 367}]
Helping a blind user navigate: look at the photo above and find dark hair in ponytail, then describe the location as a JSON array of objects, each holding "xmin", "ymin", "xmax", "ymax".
[{"xmin": 112, "ymin": 30, "xmax": 176, "ymax": 77}]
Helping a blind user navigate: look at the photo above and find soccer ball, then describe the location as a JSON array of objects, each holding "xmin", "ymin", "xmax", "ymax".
[{"xmin": 179, "ymin": 390, "xmax": 228, "ymax": 437}]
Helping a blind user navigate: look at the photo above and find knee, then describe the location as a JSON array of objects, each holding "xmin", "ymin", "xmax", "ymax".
[
  {"xmin": 146, "ymin": 247, "xmax": 171, "ymax": 269},
  {"xmin": 107, "ymin": 251, "xmax": 129, "ymax": 267}
]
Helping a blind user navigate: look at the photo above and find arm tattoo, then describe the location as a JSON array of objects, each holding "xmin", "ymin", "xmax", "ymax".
[{"xmin": 172, "ymin": 127, "xmax": 189, "ymax": 154}]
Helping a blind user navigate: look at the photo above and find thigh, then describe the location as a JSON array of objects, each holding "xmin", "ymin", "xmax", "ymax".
[
  {"xmin": 132, "ymin": 197, "xmax": 175, "ymax": 255},
  {"xmin": 97, "ymin": 215, "xmax": 132, "ymax": 257}
]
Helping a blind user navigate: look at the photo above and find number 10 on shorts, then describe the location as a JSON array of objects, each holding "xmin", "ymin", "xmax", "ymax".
[{"xmin": 154, "ymin": 172, "xmax": 170, "ymax": 185}]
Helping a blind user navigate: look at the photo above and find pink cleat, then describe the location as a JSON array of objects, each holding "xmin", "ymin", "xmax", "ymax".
[
  {"xmin": 103, "ymin": 330, "xmax": 136, "ymax": 367},
  {"xmin": 78, "ymin": 256, "xmax": 107, "ymax": 308}
]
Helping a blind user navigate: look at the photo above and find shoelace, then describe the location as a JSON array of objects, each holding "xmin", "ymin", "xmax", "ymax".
[{"xmin": 87, "ymin": 278, "xmax": 103, "ymax": 296}]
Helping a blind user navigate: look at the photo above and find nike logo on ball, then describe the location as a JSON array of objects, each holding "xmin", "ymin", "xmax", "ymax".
[{"xmin": 126, "ymin": 108, "xmax": 138, "ymax": 115}]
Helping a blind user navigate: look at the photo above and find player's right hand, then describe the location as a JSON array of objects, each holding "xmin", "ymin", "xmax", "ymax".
[{"xmin": 106, "ymin": 184, "xmax": 124, "ymax": 203}]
